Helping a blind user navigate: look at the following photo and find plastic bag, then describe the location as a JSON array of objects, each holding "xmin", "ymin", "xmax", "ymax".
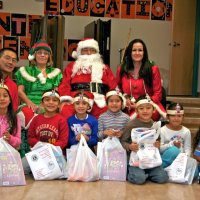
[
  {"xmin": 129, "ymin": 122, "xmax": 162, "ymax": 169},
  {"xmin": 165, "ymin": 153, "xmax": 197, "ymax": 184},
  {"xmin": 0, "ymin": 138, "xmax": 26, "ymax": 186},
  {"xmin": 67, "ymin": 135, "xmax": 99, "ymax": 182},
  {"xmin": 97, "ymin": 137, "xmax": 127, "ymax": 181},
  {"xmin": 25, "ymin": 142, "xmax": 63, "ymax": 180}
]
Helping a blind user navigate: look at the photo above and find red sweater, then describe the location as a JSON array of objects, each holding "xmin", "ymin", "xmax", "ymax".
[{"xmin": 28, "ymin": 114, "xmax": 69, "ymax": 150}]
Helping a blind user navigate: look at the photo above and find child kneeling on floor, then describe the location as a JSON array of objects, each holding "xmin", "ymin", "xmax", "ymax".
[{"xmin": 120, "ymin": 95, "xmax": 168, "ymax": 184}]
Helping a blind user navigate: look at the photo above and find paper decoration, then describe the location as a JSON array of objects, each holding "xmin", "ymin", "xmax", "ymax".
[
  {"xmin": 166, "ymin": 0, "xmax": 173, "ymax": 21},
  {"xmin": 151, "ymin": 0, "xmax": 165, "ymax": 20},
  {"xmin": 11, "ymin": 13, "xmax": 27, "ymax": 36},
  {"xmin": 105, "ymin": 0, "xmax": 120, "ymax": 18},
  {"xmin": 67, "ymin": 39, "xmax": 80, "ymax": 61},
  {"xmin": 20, "ymin": 37, "xmax": 30, "ymax": 59},
  {"xmin": 60, "ymin": 0, "xmax": 74, "ymax": 15},
  {"xmin": 0, "ymin": 12, "xmax": 10, "ymax": 36},
  {"xmin": 3, "ymin": 36, "xmax": 19, "ymax": 56},
  {"xmin": 74, "ymin": 0, "xmax": 91, "ymax": 16},
  {"xmin": 44, "ymin": 0, "xmax": 59, "ymax": 15},
  {"xmin": 135, "ymin": 0, "xmax": 150, "ymax": 19},
  {"xmin": 90, "ymin": 0, "xmax": 105, "ymax": 17},
  {"xmin": 121, "ymin": 0, "xmax": 136, "ymax": 19}
]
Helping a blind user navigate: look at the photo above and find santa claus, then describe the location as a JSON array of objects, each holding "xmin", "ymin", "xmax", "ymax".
[{"xmin": 58, "ymin": 38, "xmax": 117, "ymax": 119}]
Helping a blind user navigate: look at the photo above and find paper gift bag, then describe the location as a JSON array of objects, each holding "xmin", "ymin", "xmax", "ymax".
[
  {"xmin": 25, "ymin": 144, "xmax": 63, "ymax": 180},
  {"xmin": 98, "ymin": 137, "xmax": 127, "ymax": 181},
  {"xmin": 0, "ymin": 138, "xmax": 26, "ymax": 186}
]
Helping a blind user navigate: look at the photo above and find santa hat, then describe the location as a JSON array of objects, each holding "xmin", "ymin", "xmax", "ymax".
[
  {"xmin": 72, "ymin": 38, "xmax": 99, "ymax": 59},
  {"xmin": 106, "ymin": 89, "xmax": 126, "ymax": 109},
  {"xmin": 28, "ymin": 39, "xmax": 52, "ymax": 61},
  {"xmin": 130, "ymin": 95, "xmax": 167, "ymax": 119},
  {"xmin": 72, "ymin": 91, "xmax": 94, "ymax": 112}
]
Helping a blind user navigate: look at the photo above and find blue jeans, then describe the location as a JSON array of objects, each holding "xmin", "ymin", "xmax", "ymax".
[
  {"xmin": 127, "ymin": 165, "xmax": 169, "ymax": 185},
  {"xmin": 161, "ymin": 146, "xmax": 180, "ymax": 168}
]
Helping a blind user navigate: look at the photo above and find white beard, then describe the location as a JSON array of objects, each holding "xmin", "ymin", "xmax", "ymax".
[{"xmin": 71, "ymin": 54, "xmax": 105, "ymax": 82}]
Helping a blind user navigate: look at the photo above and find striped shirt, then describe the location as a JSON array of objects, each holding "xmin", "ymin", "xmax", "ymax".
[{"xmin": 98, "ymin": 110, "xmax": 130, "ymax": 140}]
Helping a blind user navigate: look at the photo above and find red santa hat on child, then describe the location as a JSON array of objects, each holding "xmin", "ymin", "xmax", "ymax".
[
  {"xmin": 72, "ymin": 38, "xmax": 99, "ymax": 59},
  {"xmin": 130, "ymin": 94, "xmax": 167, "ymax": 120}
]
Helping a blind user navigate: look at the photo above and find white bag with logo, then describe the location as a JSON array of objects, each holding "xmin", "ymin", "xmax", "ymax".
[{"xmin": 164, "ymin": 153, "xmax": 197, "ymax": 184}]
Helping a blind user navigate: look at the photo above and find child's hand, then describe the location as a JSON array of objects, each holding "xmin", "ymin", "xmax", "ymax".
[
  {"xmin": 3, "ymin": 131, "xmax": 11, "ymax": 142},
  {"xmin": 129, "ymin": 142, "xmax": 139, "ymax": 152},
  {"xmin": 81, "ymin": 133, "xmax": 89, "ymax": 141},
  {"xmin": 76, "ymin": 134, "xmax": 81, "ymax": 141},
  {"xmin": 103, "ymin": 129, "xmax": 116, "ymax": 137},
  {"xmin": 114, "ymin": 130, "xmax": 123, "ymax": 138},
  {"xmin": 173, "ymin": 141, "xmax": 181, "ymax": 148},
  {"xmin": 154, "ymin": 140, "xmax": 160, "ymax": 148}
]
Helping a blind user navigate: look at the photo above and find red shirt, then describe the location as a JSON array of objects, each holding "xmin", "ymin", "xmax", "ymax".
[
  {"xmin": 4, "ymin": 76, "xmax": 19, "ymax": 111},
  {"xmin": 28, "ymin": 114, "xmax": 69, "ymax": 150}
]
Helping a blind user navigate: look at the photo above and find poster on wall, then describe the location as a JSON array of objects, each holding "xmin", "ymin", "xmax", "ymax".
[
  {"xmin": 3, "ymin": 36, "xmax": 19, "ymax": 57},
  {"xmin": 166, "ymin": 0, "xmax": 173, "ymax": 21},
  {"xmin": 105, "ymin": 0, "xmax": 120, "ymax": 18},
  {"xmin": 11, "ymin": 14, "xmax": 27, "ymax": 36},
  {"xmin": 60, "ymin": 0, "xmax": 74, "ymax": 15},
  {"xmin": 27, "ymin": 15, "xmax": 42, "ymax": 38},
  {"xmin": 135, "ymin": 0, "xmax": 150, "ymax": 19},
  {"xmin": 121, "ymin": 0, "xmax": 136, "ymax": 19},
  {"xmin": 0, "ymin": 12, "xmax": 11, "ymax": 36},
  {"xmin": 74, "ymin": 0, "xmax": 91, "ymax": 16},
  {"xmin": 67, "ymin": 39, "xmax": 80, "ymax": 61},
  {"xmin": 90, "ymin": 0, "xmax": 105, "ymax": 17},
  {"xmin": 151, "ymin": 0, "xmax": 165, "ymax": 20},
  {"xmin": 44, "ymin": 0, "xmax": 59, "ymax": 15},
  {"xmin": 20, "ymin": 37, "xmax": 30, "ymax": 60}
]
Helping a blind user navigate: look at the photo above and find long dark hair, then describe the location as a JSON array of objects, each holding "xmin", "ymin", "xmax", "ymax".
[
  {"xmin": 119, "ymin": 39, "xmax": 153, "ymax": 90},
  {"xmin": 1, "ymin": 88, "xmax": 17, "ymax": 134}
]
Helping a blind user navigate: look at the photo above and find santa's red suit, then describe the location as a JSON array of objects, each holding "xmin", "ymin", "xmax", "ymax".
[{"xmin": 58, "ymin": 39, "xmax": 117, "ymax": 119}]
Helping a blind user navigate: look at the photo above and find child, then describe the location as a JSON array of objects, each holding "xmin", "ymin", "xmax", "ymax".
[
  {"xmin": 68, "ymin": 92, "xmax": 98, "ymax": 151},
  {"xmin": 193, "ymin": 127, "xmax": 200, "ymax": 181},
  {"xmin": 120, "ymin": 95, "xmax": 168, "ymax": 184},
  {"xmin": 28, "ymin": 89, "xmax": 69, "ymax": 150},
  {"xmin": 0, "ymin": 83, "xmax": 21, "ymax": 148},
  {"xmin": 98, "ymin": 89, "xmax": 130, "ymax": 140},
  {"xmin": 160, "ymin": 102, "xmax": 191, "ymax": 168}
]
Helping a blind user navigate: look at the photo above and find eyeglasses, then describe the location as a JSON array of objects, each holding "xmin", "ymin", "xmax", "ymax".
[
  {"xmin": 36, "ymin": 50, "xmax": 49, "ymax": 56},
  {"xmin": 81, "ymin": 48, "xmax": 96, "ymax": 54},
  {"xmin": 3, "ymin": 55, "xmax": 18, "ymax": 64}
]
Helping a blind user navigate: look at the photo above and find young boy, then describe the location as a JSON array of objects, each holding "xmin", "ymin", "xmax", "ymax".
[
  {"xmin": 68, "ymin": 92, "xmax": 98, "ymax": 151},
  {"xmin": 28, "ymin": 89, "xmax": 69, "ymax": 150},
  {"xmin": 120, "ymin": 95, "xmax": 168, "ymax": 185}
]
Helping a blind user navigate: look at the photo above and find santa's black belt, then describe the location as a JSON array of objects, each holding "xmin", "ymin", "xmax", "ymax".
[{"xmin": 71, "ymin": 82, "xmax": 109, "ymax": 95}]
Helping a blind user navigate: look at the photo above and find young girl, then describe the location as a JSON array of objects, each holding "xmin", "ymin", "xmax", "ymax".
[
  {"xmin": 98, "ymin": 89, "xmax": 130, "ymax": 140},
  {"xmin": 193, "ymin": 128, "xmax": 200, "ymax": 181},
  {"xmin": 68, "ymin": 92, "xmax": 98, "ymax": 151},
  {"xmin": 28, "ymin": 89, "xmax": 69, "ymax": 150},
  {"xmin": 0, "ymin": 83, "xmax": 21, "ymax": 148},
  {"xmin": 160, "ymin": 102, "xmax": 191, "ymax": 168}
]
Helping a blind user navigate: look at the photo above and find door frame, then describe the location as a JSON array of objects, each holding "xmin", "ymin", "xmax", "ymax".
[{"xmin": 192, "ymin": 1, "xmax": 200, "ymax": 96}]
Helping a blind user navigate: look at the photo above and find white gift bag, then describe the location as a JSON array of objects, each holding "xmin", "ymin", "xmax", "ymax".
[
  {"xmin": 25, "ymin": 143, "xmax": 63, "ymax": 180},
  {"xmin": 129, "ymin": 122, "xmax": 162, "ymax": 169},
  {"xmin": 67, "ymin": 135, "xmax": 99, "ymax": 182},
  {"xmin": 165, "ymin": 153, "xmax": 197, "ymax": 184}
]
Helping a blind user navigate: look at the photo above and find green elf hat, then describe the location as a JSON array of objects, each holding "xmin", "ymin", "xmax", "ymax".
[{"xmin": 28, "ymin": 38, "xmax": 52, "ymax": 61}]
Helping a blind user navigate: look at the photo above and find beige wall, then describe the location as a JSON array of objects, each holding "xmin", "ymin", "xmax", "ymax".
[{"xmin": 1, "ymin": 0, "xmax": 172, "ymax": 89}]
